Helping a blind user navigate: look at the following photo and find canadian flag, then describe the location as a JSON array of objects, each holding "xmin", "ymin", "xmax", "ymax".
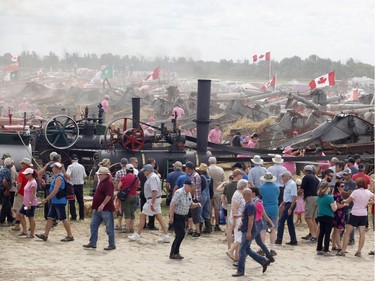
[
  {"xmin": 253, "ymin": 52, "xmax": 271, "ymax": 63},
  {"xmin": 143, "ymin": 67, "xmax": 160, "ymax": 81},
  {"xmin": 11, "ymin": 55, "xmax": 19, "ymax": 62},
  {"xmin": 261, "ymin": 76, "xmax": 276, "ymax": 91},
  {"xmin": 309, "ymin": 71, "xmax": 335, "ymax": 90}
]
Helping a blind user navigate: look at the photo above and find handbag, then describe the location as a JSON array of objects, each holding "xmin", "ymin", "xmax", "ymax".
[{"xmin": 118, "ymin": 176, "xmax": 138, "ymax": 201}]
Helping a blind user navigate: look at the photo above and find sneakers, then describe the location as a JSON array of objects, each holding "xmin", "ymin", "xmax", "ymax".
[
  {"xmin": 128, "ymin": 233, "xmax": 140, "ymax": 241},
  {"xmin": 214, "ymin": 224, "xmax": 222, "ymax": 232},
  {"xmin": 61, "ymin": 236, "xmax": 74, "ymax": 242},
  {"xmin": 286, "ymin": 241, "xmax": 298, "ymax": 246},
  {"xmin": 336, "ymin": 251, "xmax": 346, "ymax": 256},
  {"xmin": 274, "ymin": 240, "xmax": 282, "ymax": 245},
  {"xmin": 257, "ymin": 249, "xmax": 265, "ymax": 256},
  {"xmin": 35, "ymin": 234, "xmax": 48, "ymax": 241},
  {"xmin": 301, "ymin": 233, "xmax": 311, "ymax": 240},
  {"xmin": 158, "ymin": 235, "xmax": 170, "ymax": 243},
  {"xmin": 317, "ymin": 251, "xmax": 324, "ymax": 255},
  {"xmin": 324, "ymin": 251, "xmax": 334, "ymax": 257},
  {"xmin": 191, "ymin": 232, "xmax": 201, "ymax": 238},
  {"xmin": 308, "ymin": 237, "xmax": 317, "ymax": 243}
]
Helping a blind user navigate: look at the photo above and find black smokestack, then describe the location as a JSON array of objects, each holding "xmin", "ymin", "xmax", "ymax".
[
  {"xmin": 196, "ymin": 79, "xmax": 211, "ymax": 153},
  {"xmin": 132, "ymin": 97, "xmax": 140, "ymax": 128}
]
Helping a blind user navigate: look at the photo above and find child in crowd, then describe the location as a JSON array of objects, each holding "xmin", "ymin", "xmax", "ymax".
[{"xmin": 294, "ymin": 179, "xmax": 304, "ymax": 224}]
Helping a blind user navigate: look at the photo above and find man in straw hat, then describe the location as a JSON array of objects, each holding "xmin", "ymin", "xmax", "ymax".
[
  {"xmin": 248, "ymin": 155, "xmax": 267, "ymax": 188},
  {"xmin": 83, "ymin": 166, "xmax": 116, "ymax": 250},
  {"xmin": 259, "ymin": 172, "xmax": 280, "ymax": 256},
  {"xmin": 268, "ymin": 154, "xmax": 288, "ymax": 208}
]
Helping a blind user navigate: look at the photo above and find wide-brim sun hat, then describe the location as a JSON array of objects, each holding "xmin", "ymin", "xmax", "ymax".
[
  {"xmin": 272, "ymin": 154, "xmax": 284, "ymax": 164},
  {"xmin": 260, "ymin": 172, "xmax": 276, "ymax": 182},
  {"xmin": 251, "ymin": 155, "xmax": 263, "ymax": 165},
  {"xmin": 96, "ymin": 166, "xmax": 111, "ymax": 175}
]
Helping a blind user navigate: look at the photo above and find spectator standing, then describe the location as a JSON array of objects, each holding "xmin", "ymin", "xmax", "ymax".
[
  {"xmin": 208, "ymin": 124, "xmax": 222, "ymax": 144},
  {"xmin": 83, "ymin": 167, "xmax": 116, "ymax": 250},
  {"xmin": 66, "ymin": 154, "xmax": 87, "ymax": 221}
]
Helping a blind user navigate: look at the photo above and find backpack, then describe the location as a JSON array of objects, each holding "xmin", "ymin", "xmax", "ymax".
[
  {"xmin": 117, "ymin": 176, "xmax": 138, "ymax": 201},
  {"xmin": 55, "ymin": 176, "xmax": 74, "ymax": 199}
]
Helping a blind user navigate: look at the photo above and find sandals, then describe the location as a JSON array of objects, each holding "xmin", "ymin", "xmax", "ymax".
[
  {"xmin": 35, "ymin": 234, "xmax": 48, "ymax": 241},
  {"xmin": 355, "ymin": 252, "xmax": 361, "ymax": 257},
  {"xmin": 18, "ymin": 232, "xmax": 28, "ymax": 237},
  {"xmin": 26, "ymin": 234, "xmax": 34, "ymax": 239},
  {"xmin": 336, "ymin": 251, "xmax": 345, "ymax": 256},
  {"xmin": 61, "ymin": 236, "xmax": 74, "ymax": 242}
]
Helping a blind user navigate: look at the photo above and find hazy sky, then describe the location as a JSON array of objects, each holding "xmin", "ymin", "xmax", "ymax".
[{"xmin": 0, "ymin": 0, "xmax": 374, "ymax": 65}]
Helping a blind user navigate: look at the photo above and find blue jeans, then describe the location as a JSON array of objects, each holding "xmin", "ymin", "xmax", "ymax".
[
  {"xmin": 237, "ymin": 231, "xmax": 268, "ymax": 274},
  {"xmin": 277, "ymin": 202, "xmax": 297, "ymax": 243},
  {"xmin": 89, "ymin": 210, "xmax": 115, "ymax": 247},
  {"xmin": 200, "ymin": 188, "xmax": 211, "ymax": 222}
]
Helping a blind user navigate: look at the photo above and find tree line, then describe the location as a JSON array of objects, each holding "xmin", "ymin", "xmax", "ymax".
[{"xmin": 1, "ymin": 51, "xmax": 373, "ymax": 81}]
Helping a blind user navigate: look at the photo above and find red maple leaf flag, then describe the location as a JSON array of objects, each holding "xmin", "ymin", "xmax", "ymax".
[
  {"xmin": 144, "ymin": 67, "xmax": 160, "ymax": 81},
  {"xmin": 309, "ymin": 71, "xmax": 335, "ymax": 90},
  {"xmin": 261, "ymin": 76, "xmax": 276, "ymax": 91},
  {"xmin": 253, "ymin": 52, "xmax": 271, "ymax": 63}
]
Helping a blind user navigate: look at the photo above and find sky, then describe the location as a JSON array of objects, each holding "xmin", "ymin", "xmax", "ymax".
[{"xmin": 0, "ymin": 0, "xmax": 374, "ymax": 65}]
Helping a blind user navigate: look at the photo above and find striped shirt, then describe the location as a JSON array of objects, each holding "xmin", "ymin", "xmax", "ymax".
[
  {"xmin": 172, "ymin": 187, "xmax": 192, "ymax": 215},
  {"xmin": 66, "ymin": 161, "xmax": 87, "ymax": 185}
]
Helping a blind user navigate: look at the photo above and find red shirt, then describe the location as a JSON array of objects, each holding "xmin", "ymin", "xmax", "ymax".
[
  {"xmin": 17, "ymin": 167, "xmax": 38, "ymax": 196},
  {"xmin": 92, "ymin": 177, "xmax": 115, "ymax": 212},
  {"xmin": 120, "ymin": 174, "xmax": 139, "ymax": 196},
  {"xmin": 352, "ymin": 172, "xmax": 371, "ymax": 188}
]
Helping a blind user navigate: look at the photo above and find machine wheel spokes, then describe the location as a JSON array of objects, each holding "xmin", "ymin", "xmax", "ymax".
[
  {"xmin": 104, "ymin": 117, "xmax": 145, "ymax": 151},
  {"xmin": 44, "ymin": 115, "xmax": 79, "ymax": 149}
]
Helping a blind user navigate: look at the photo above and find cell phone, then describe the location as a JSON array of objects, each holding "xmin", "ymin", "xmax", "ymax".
[{"xmin": 266, "ymin": 227, "xmax": 272, "ymax": 233}]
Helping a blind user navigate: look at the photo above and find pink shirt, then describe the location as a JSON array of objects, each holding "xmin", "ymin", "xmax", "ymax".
[
  {"xmin": 23, "ymin": 179, "xmax": 38, "ymax": 206},
  {"xmin": 208, "ymin": 129, "xmax": 222, "ymax": 144},
  {"xmin": 101, "ymin": 99, "xmax": 109, "ymax": 113},
  {"xmin": 246, "ymin": 140, "xmax": 255, "ymax": 148},
  {"xmin": 283, "ymin": 154, "xmax": 296, "ymax": 174},
  {"xmin": 350, "ymin": 188, "xmax": 374, "ymax": 216},
  {"xmin": 172, "ymin": 107, "xmax": 185, "ymax": 118},
  {"xmin": 255, "ymin": 201, "xmax": 264, "ymax": 221}
]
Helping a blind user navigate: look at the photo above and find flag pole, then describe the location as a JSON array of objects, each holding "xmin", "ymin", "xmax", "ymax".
[{"xmin": 268, "ymin": 59, "xmax": 272, "ymax": 80}]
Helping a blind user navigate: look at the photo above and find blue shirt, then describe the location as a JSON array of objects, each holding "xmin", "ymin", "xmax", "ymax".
[
  {"xmin": 0, "ymin": 166, "xmax": 11, "ymax": 190},
  {"xmin": 175, "ymin": 174, "xmax": 190, "ymax": 189},
  {"xmin": 50, "ymin": 173, "xmax": 67, "ymax": 205},
  {"xmin": 240, "ymin": 201, "xmax": 258, "ymax": 235},
  {"xmin": 267, "ymin": 164, "xmax": 288, "ymax": 187},
  {"xmin": 259, "ymin": 182, "xmax": 280, "ymax": 217},
  {"xmin": 166, "ymin": 170, "xmax": 185, "ymax": 194},
  {"xmin": 317, "ymin": 194, "xmax": 334, "ymax": 217},
  {"xmin": 283, "ymin": 179, "xmax": 297, "ymax": 203},
  {"xmin": 248, "ymin": 165, "xmax": 267, "ymax": 187}
]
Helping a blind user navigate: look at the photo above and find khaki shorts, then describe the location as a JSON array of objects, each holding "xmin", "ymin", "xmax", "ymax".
[
  {"xmin": 13, "ymin": 194, "xmax": 24, "ymax": 211},
  {"xmin": 304, "ymin": 196, "xmax": 317, "ymax": 219},
  {"xmin": 211, "ymin": 193, "xmax": 221, "ymax": 210},
  {"xmin": 142, "ymin": 198, "xmax": 162, "ymax": 216}
]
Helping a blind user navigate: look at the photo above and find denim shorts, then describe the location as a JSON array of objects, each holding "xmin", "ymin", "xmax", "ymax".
[
  {"xmin": 19, "ymin": 205, "xmax": 36, "ymax": 217},
  {"xmin": 262, "ymin": 216, "xmax": 278, "ymax": 230},
  {"xmin": 47, "ymin": 204, "xmax": 67, "ymax": 221}
]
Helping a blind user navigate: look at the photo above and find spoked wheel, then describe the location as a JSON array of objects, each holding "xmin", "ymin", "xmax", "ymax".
[
  {"xmin": 104, "ymin": 117, "xmax": 145, "ymax": 151},
  {"xmin": 44, "ymin": 115, "xmax": 79, "ymax": 149}
]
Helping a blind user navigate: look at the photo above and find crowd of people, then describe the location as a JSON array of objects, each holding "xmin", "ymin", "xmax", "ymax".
[{"xmin": 0, "ymin": 149, "xmax": 374, "ymax": 278}]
